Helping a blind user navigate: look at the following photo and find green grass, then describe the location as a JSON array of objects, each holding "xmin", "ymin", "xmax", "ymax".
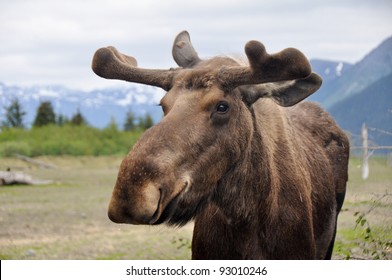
[
  {"xmin": 335, "ymin": 225, "xmax": 392, "ymax": 260},
  {"xmin": 0, "ymin": 125, "xmax": 142, "ymax": 157},
  {"xmin": 333, "ymin": 157, "xmax": 392, "ymax": 259}
]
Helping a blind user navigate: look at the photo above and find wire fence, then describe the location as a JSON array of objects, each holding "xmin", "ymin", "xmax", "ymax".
[{"xmin": 350, "ymin": 123, "xmax": 392, "ymax": 179}]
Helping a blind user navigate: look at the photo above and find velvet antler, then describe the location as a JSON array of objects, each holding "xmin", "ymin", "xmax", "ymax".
[
  {"xmin": 217, "ymin": 40, "xmax": 312, "ymax": 90},
  {"xmin": 92, "ymin": 31, "xmax": 315, "ymax": 94},
  {"xmin": 172, "ymin": 31, "xmax": 201, "ymax": 68},
  {"xmin": 92, "ymin": 46, "xmax": 176, "ymax": 91}
]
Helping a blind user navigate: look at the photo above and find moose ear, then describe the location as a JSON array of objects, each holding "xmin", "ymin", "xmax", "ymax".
[
  {"xmin": 172, "ymin": 31, "xmax": 201, "ymax": 68},
  {"xmin": 239, "ymin": 73, "xmax": 322, "ymax": 107}
]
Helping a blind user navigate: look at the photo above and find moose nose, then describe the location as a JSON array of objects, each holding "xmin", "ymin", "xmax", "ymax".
[
  {"xmin": 107, "ymin": 204, "xmax": 126, "ymax": 224},
  {"xmin": 108, "ymin": 181, "xmax": 162, "ymax": 225}
]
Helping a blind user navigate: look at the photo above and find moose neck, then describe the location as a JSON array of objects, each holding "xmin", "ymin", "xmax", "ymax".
[
  {"xmin": 212, "ymin": 99, "xmax": 307, "ymax": 226},
  {"xmin": 212, "ymin": 104, "xmax": 276, "ymax": 228},
  {"xmin": 194, "ymin": 101, "xmax": 320, "ymax": 259},
  {"xmin": 210, "ymin": 100, "xmax": 316, "ymax": 258}
]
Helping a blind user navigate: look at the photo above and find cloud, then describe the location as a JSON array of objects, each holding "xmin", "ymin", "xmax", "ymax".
[{"xmin": 0, "ymin": 0, "xmax": 391, "ymax": 90}]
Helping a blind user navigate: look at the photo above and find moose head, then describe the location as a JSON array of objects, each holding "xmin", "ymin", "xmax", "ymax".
[{"xmin": 92, "ymin": 31, "xmax": 322, "ymax": 226}]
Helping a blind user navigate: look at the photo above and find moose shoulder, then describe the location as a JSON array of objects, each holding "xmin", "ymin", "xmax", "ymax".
[{"xmin": 92, "ymin": 31, "xmax": 349, "ymax": 260}]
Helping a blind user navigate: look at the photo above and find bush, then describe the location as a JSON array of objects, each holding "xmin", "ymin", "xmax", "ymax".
[{"xmin": 0, "ymin": 141, "xmax": 31, "ymax": 157}]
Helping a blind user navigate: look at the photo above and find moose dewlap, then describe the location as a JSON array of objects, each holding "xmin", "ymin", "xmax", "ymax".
[{"xmin": 92, "ymin": 31, "xmax": 349, "ymax": 260}]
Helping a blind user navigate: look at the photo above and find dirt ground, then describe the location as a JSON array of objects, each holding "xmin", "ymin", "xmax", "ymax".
[{"xmin": 0, "ymin": 156, "xmax": 391, "ymax": 259}]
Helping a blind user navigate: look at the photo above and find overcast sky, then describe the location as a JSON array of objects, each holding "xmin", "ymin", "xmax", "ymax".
[{"xmin": 1, "ymin": 0, "xmax": 391, "ymax": 90}]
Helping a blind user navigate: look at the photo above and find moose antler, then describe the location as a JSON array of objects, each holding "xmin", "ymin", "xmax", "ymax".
[
  {"xmin": 92, "ymin": 46, "xmax": 176, "ymax": 91},
  {"xmin": 172, "ymin": 31, "xmax": 201, "ymax": 68},
  {"xmin": 92, "ymin": 31, "xmax": 313, "ymax": 92},
  {"xmin": 217, "ymin": 40, "xmax": 312, "ymax": 89}
]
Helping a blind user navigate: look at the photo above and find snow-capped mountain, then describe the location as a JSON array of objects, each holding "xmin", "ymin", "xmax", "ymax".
[
  {"xmin": 310, "ymin": 59, "xmax": 353, "ymax": 83},
  {"xmin": 0, "ymin": 82, "xmax": 165, "ymax": 128},
  {"xmin": 309, "ymin": 36, "xmax": 392, "ymax": 150},
  {"xmin": 308, "ymin": 35, "xmax": 392, "ymax": 108}
]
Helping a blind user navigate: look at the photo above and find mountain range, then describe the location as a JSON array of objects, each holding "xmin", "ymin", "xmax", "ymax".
[
  {"xmin": 1, "ymin": 35, "xmax": 391, "ymax": 149},
  {"xmin": 309, "ymin": 35, "xmax": 392, "ymax": 150},
  {"xmin": 0, "ymin": 83, "xmax": 165, "ymax": 129}
]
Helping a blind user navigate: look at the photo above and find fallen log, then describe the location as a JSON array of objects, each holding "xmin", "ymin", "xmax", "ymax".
[
  {"xmin": 0, "ymin": 171, "xmax": 33, "ymax": 185},
  {"xmin": 14, "ymin": 154, "xmax": 57, "ymax": 169}
]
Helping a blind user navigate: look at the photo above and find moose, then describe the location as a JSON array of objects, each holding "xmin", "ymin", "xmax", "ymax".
[{"xmin": 92, "ymin": 31, "xmax": 349, "ymax": 259}]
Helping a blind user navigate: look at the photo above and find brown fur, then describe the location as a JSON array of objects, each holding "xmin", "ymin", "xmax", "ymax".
[
  {"xmin": 97, "ymin": 32, "xmax": 349, "ymax": 260},
  {"xmin": 191, "ymin": 99, "xmax": 349, "ymax": 259}
]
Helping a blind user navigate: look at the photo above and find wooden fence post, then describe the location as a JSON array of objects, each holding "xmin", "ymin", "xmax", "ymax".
[
  {"xmin": 362, "ymin": 123, "xmax": 369, "ymax": 180},
  {"xmin": 388, "ymin": 152, "xmax": 392, "ymax": 167}
]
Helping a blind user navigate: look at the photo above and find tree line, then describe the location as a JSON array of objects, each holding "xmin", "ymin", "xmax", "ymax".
[{"xmin": 1, "ymin": 98, "xmax": 154, "ymax": 131}]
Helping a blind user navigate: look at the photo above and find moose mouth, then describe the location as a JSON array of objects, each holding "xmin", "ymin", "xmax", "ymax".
[
  {"xmin": 149, "ymin": 180, "xmax": 205, "ymax": 226},
  {"xmin": 149, "ymin": 179, "xmax": 189, "ymax": 225},
  {"xmin": 150, "ymin": 187, "xmax": 210, "ymax": 227},
  {"xmin": 149, "ymin": 187, "xmax": 182, "ymax": 225}
]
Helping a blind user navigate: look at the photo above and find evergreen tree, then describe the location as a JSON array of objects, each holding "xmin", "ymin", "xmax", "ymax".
[
  {"xmin": 105, "ymin": 116, "xmax": 119, "ymax": 132},
  {"xmin": 1, "ymin": 98, "xmax": 26, "ymax": 129},
  {"xmin": 56, "ymin": 113, "xmax": 70, "ymax": 126},
  {"xmin": 33, "ymin": 101, "xmax": 56, "ymax": 127},
  {"xmin": 70, "ymin": 108, "xmax": 87, "ymax": 126},
  {"xmin": 123, "ymin": 111, "xmax": 136, "ymax": 131},
  {"xmin": 138, "ymin": 113, "xmax": 154, "ymax": 130}
]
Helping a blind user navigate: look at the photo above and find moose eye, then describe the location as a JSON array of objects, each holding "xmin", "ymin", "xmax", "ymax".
[
  {"xmin": 216, "ymin": 102, "xmax": 229, "ymax": 113},
  {"xmin": 159, "ymin": 103, "xmax": 169, "ymax": 115}
]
